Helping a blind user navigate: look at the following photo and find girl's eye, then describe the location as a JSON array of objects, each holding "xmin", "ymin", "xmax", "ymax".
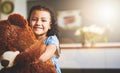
[
  {"xmin": 42, "ymin": 20, "xmax": 47, "ymax": 22},
  {"xmin": 31, "ymin": 18, "xmax": 37, "ymax": 21}
]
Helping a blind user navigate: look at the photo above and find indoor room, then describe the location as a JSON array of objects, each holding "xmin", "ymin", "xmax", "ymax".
[{"xmin": 0, "ymin": 0, "xmax": 120, "ymax": 73}]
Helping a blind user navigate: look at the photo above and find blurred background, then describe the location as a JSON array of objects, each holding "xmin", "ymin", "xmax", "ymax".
[{"xmin": 0, "ymin": 0, "xmax": 120, "ymax": 73}]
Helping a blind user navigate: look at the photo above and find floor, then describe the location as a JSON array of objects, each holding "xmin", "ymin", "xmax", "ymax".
[{"xmin": 61, "ymin": 69, "xmax": 120, "ymax": 73}]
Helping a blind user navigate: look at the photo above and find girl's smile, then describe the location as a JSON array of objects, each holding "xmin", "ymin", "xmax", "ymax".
[{"xmin": 33, "ymin": 25, "xmax": 43, "ymax": 30}]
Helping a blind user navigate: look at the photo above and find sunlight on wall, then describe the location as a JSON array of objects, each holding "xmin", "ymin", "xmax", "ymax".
[{"xmin": 97, "ymin": 1, "xmax": 118, "ymax": 23}]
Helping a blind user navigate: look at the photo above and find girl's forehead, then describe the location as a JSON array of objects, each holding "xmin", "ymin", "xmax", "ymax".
[
  {"xmin": 32, "ymin": 10, "xmax": 50, "ymax": 14},
  {"xmin": 31, "ymin": 10, "xmax": 51, "ymax": 17},
  {"xmin": 31, "ymin": 10, "xmax": 50, "ymax": 16}
]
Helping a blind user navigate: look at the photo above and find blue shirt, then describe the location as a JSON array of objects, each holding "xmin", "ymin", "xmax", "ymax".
[{"xmin": 44, "ymin": 35, "xmax": 61, "ymax": 73}]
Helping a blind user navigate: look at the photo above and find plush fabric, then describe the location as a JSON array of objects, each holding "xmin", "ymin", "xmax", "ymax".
[{"xmin": 0, "ymin": 14, "xmax": 56, "ymax": 73}]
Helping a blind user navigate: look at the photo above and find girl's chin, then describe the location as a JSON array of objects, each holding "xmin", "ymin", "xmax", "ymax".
[{"xmin": 34, "ymin": 31, "xmax": 43, "ymax": 35}]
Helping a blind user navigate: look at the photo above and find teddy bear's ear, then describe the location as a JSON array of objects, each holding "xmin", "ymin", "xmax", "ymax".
[{"xmin": 8, "ymin": 14, "xmax": 28, "ymax": 27}]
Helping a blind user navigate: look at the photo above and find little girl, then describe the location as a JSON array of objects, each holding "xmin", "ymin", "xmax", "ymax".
[{"xmin": 28, "ymin": 5, "xmax": 61, "ymax": 73}]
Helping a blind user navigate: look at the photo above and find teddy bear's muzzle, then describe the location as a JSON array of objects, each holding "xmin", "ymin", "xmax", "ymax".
[{"xmin": 1, "ymin": 59, "xmax": 9, "ymax": 68}]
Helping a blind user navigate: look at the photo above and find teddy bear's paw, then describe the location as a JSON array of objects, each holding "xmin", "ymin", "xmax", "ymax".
[{"xmin": 0, "ymin": 51, "xmax": 20, "ymax": 68}]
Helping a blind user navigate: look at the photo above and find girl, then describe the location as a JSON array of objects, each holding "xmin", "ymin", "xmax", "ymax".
[{"xmin": 28, "ymin": 5, "xmax": 61, "ymax": 73}]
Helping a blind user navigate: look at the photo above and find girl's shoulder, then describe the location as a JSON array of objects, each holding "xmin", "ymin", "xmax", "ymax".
[{"xmin": 44, "ymin": 35, "xmax": 59, "ymax": 45}]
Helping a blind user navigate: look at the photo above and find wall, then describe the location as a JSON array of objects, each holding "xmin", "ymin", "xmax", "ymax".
[{"xmin": 1, "ymin": 0, "xmax": 27, "ymax": 20}]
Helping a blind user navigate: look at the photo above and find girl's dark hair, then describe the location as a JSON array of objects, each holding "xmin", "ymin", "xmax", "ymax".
[{"xmin": 28, "ymin": 5, "xmax": 59, "ymax": 37}]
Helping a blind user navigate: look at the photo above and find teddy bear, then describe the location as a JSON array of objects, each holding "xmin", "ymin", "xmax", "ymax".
[{"xmin": 0, "ymin": 14, "xmax": 56, "ymax": 73}]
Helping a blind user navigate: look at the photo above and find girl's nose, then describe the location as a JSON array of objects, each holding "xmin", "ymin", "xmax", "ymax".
[{"xmin": 36, "ymin": 20, "xmax": 42, "ymax": 25}]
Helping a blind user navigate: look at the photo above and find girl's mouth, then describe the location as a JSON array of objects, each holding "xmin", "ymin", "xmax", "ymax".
[{"xmin": 33, "ymin": 26, "xmax": 43, "ymax": 30}]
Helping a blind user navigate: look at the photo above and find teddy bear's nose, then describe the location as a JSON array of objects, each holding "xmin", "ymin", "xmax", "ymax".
[{"xmin": 1, "ymin": 60, "xmax": 9, "ymax": 68}]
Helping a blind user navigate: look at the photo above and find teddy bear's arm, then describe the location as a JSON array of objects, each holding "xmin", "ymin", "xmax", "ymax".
[{"xmin": 14, "ymin": 40, "xmax": 46, "ymax": 66}]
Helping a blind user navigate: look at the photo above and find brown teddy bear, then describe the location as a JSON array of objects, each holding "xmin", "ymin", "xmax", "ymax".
[{"xmin": 0, "ymin": 14, "xmax": 56, "ymax": 73}]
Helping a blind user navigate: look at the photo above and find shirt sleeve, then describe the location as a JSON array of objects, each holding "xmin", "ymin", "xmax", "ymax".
[{"xmin": 44, "ymin": 35, "xmax": 60, "ymax": 58}]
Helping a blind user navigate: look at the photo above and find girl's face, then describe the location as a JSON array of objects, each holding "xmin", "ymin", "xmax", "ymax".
[{"xmin": 30, "ymin": 10, "xmax": 51, "ymax": 37}]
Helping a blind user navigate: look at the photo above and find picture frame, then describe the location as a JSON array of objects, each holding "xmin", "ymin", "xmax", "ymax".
[{"xmin": 57, "ymin": 10, "xmax": 82, "ymax": 44}]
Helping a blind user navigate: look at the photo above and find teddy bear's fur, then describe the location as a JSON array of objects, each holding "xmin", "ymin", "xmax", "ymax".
[{"xmin": 0, "ymin": 14, "xmax": 56, "ymax": 73}]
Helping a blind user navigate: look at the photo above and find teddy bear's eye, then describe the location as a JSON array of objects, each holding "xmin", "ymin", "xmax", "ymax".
[{"xmin": 5, "ymin": 46, "xmax": 10, "ymax": 50}]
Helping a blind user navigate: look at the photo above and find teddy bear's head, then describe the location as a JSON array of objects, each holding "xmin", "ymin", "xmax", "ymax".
[{"xmin": 0, "ymin": 14, "xmax": 36, "ymax": 69}]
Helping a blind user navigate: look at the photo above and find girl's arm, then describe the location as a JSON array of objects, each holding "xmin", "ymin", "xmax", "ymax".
[{"xmin": 39, "ymin": 44, "xmax": 56, "ymax": 62}]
